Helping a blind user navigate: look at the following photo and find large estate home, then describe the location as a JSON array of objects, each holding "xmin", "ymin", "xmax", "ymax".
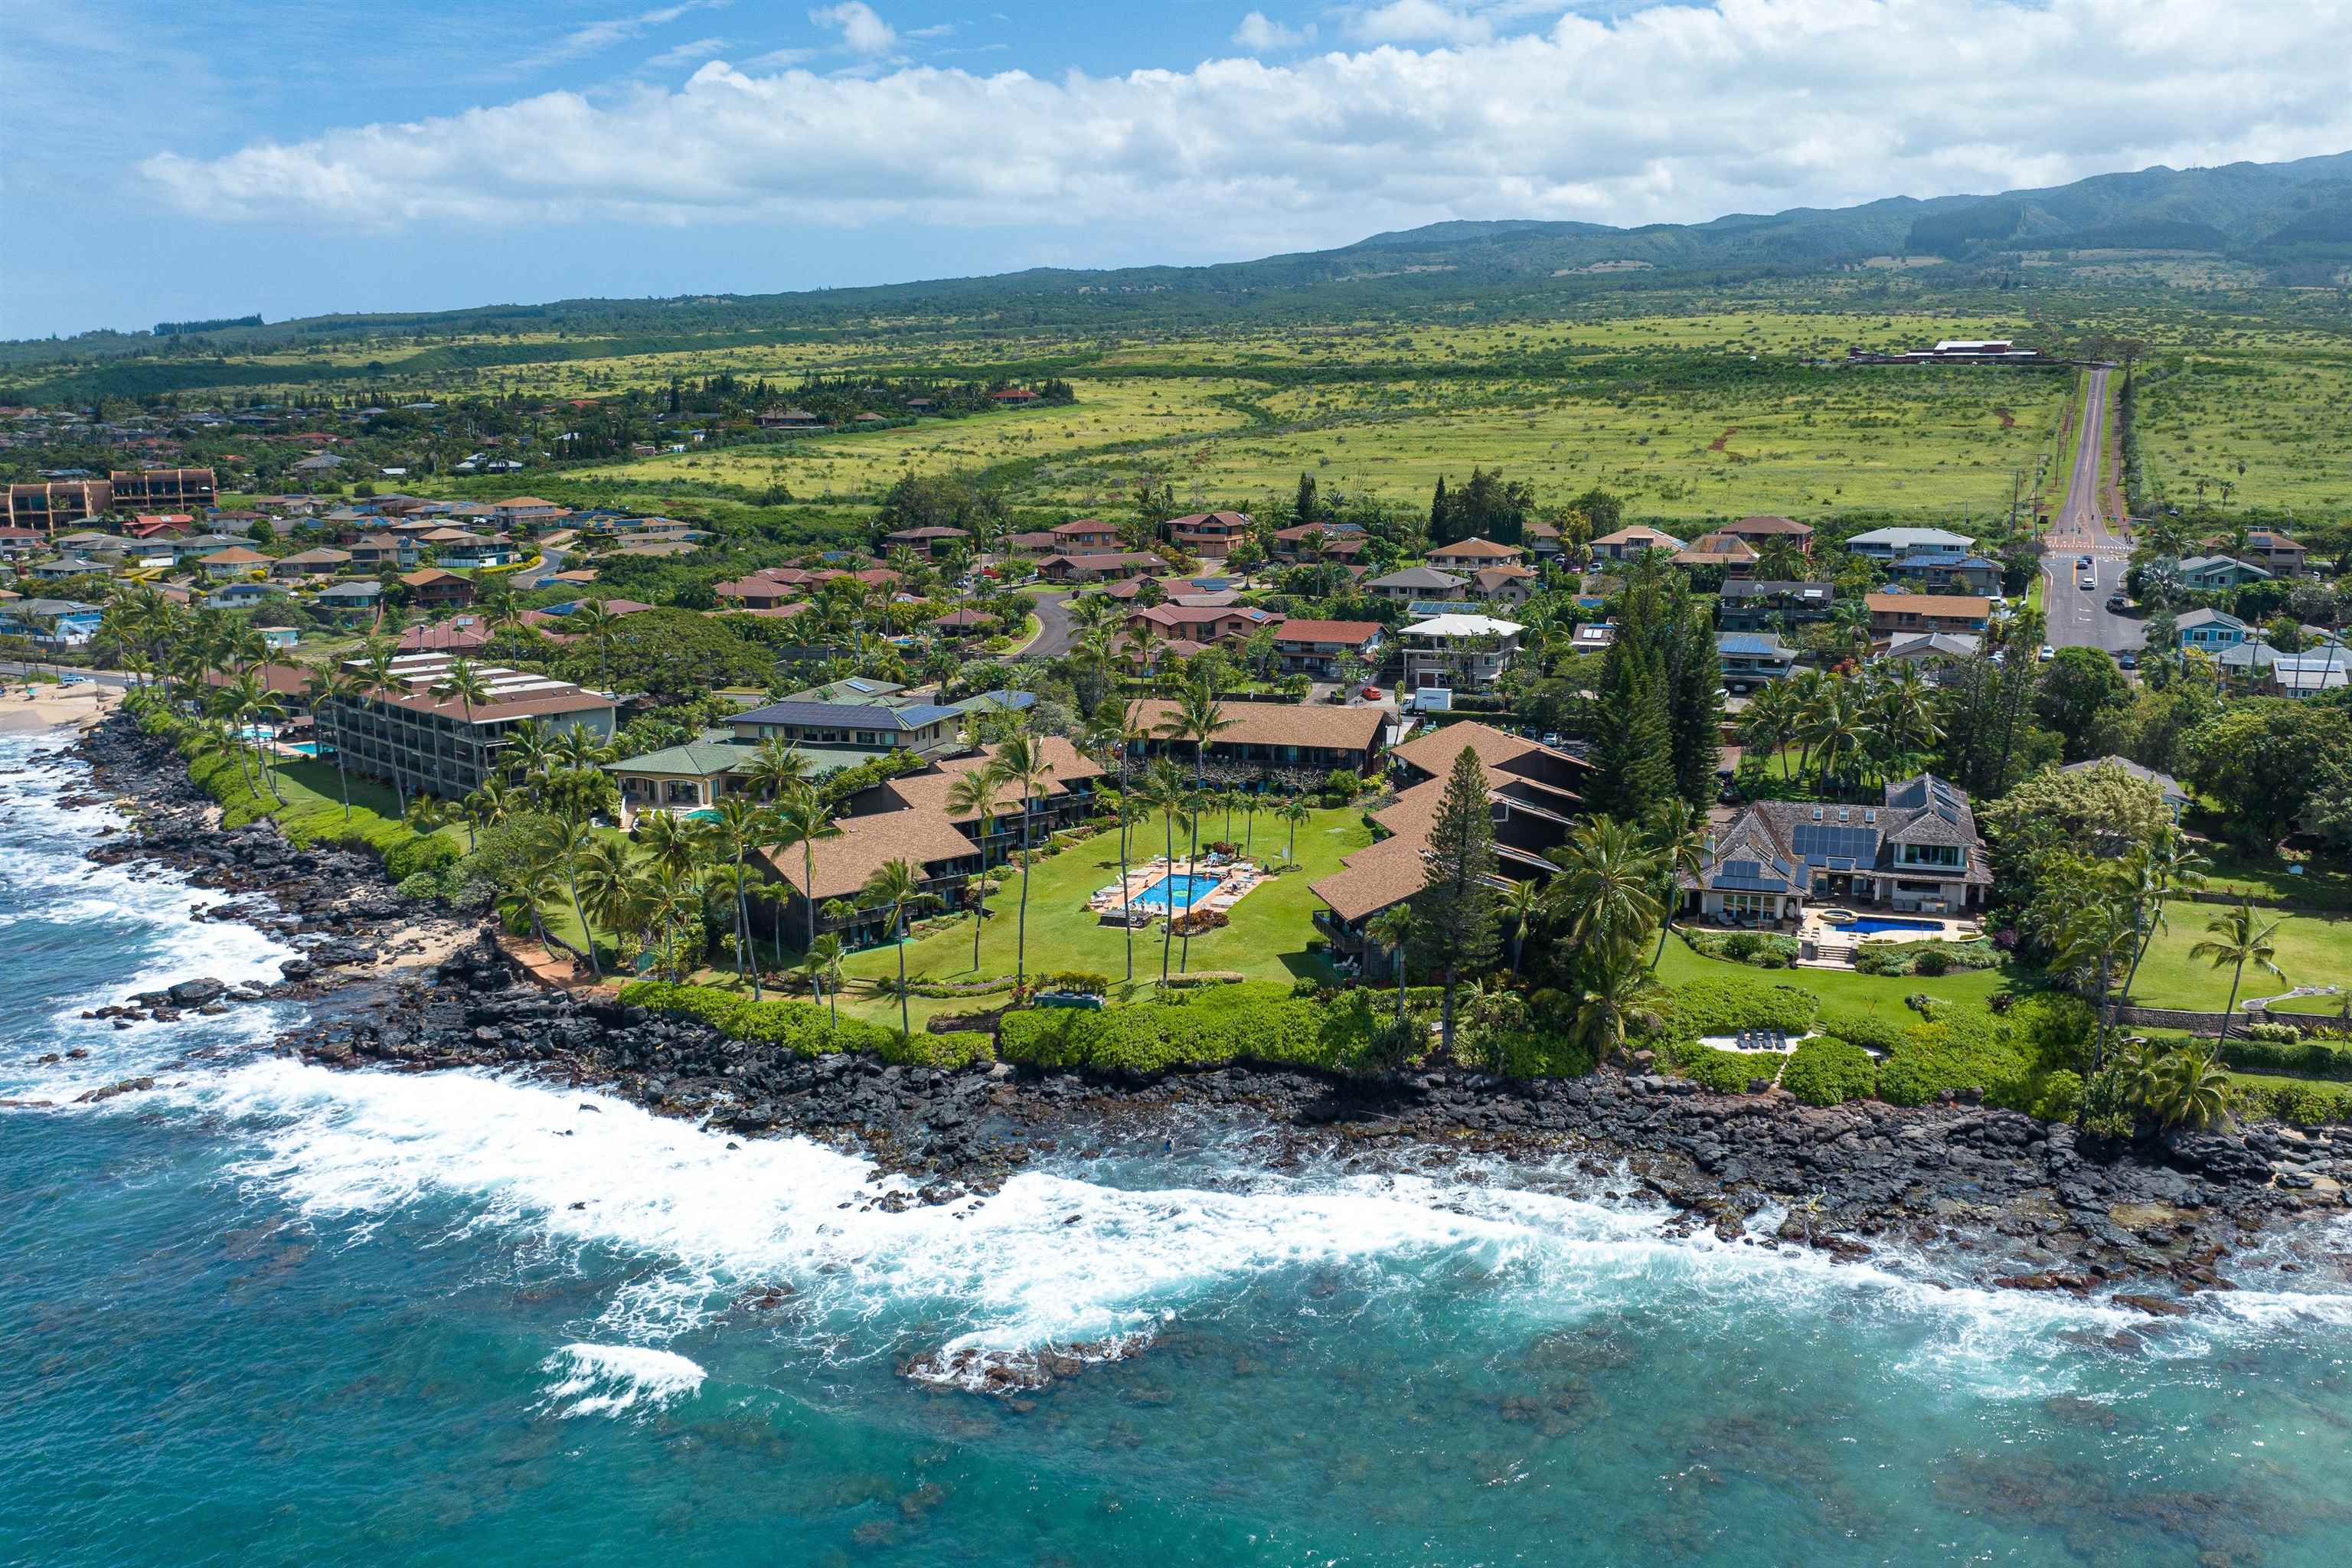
[
  {"xmin": 1684, "ymin": 774, "xmax": 1990, "ymax": 924},
  {"xmin": 319, "ymin": 653, "xmax": 618, "ymax": 797},
  {"xmin": 1129, "ymin": 697, "xmax": 1385, "ymax": 787},
  {"xmin": 1843, "ymin": 526, "xmax": 1976, "ymax": 562},
  {"xmin": 2206, "ymin": 530, "xmax": 2306, "ymax": 577},
  {"xmin": 1366, "ymin": 565, "xmax": 1468, "ymax": 604},
  {"xmin": 1426, "ymin": 537, "xmax": 1528, "ymax": 572},
  {"xmin": 1312, "ymin": 722, "xmax": 1592, "ymax": 962},
  {"xmin": 1587, "ymin": 526, "xmax": 1686, "ymax": 563},
  {"xmin": 1715, "ymin": 514, "xmax": 1814, "ymax": 554}
]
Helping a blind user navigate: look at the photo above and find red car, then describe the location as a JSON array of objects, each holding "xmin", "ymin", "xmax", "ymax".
[{"xmin": 1361, "ymin": 685, "xmax": 1382, "ymax": 700}]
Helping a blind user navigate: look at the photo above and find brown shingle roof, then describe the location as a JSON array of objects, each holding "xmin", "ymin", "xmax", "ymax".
[
  {"xmin": 1308, "ymin": 833, "xmax": 1429, "ymax": 923},
  {"xmin": 762, "ymin": 810, "xmax": 978, "ymax": 902},
  {"xmin": 1132, "ymin": 698, "xmax": 1384, "ymax": 753},
  {"xmin": 1273, "ymin": 619, "xmax": 1383, "ymax": 646},
  {"xmin": 882, "ymin": 736, "xmax": 1103, "ymax": 822}
]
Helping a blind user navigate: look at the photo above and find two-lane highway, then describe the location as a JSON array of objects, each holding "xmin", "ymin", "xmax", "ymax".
[{"xmin": 2040, "ymin": 367, "xmax": 2145, "ymax": 660}]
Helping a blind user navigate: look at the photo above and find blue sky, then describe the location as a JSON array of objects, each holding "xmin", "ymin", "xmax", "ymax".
[{"xmin": 5, "ymin": 0, "xmax": 2349, "ymax": 338}]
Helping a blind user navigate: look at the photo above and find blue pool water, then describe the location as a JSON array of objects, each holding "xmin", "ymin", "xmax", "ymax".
[
  {"xmin": 287, "ymin": 740, "xmax": 327, "ymax": 756},
  {"xmin": 1833, "ymin": 916, "xmax": 1944, "ymax": 936},
  {"xmin": 1132, "ymin": 872, "xmax": 1220, "ymax": 912}
]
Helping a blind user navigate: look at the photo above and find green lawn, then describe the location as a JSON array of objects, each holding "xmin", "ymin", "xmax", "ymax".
[
  {"xmin": 2128, "ymin": 907, "xmax": 2352, "ymax": 1012},
  {"xmin": 823, "ymin": 805, "xmax": 1374, "ymax": 1027},
  {"xmin": 2190, "ymin": 845, "xmax": 2352, "ymax": 912},
  {"xmin": 1651, "ymin": 938, "xmax": 2020, "ymax": 1012}
]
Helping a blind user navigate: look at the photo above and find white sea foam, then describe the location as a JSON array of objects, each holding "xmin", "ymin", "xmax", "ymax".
[{"xmin": 539, "ymin": 1342, "xmax": 707, "ymax": 1419}]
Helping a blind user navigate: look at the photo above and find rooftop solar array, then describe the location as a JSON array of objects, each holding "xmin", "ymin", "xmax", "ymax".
[{"xmin": 1790, "ymin": 823, "xmax": 1881, "ymax": 867}]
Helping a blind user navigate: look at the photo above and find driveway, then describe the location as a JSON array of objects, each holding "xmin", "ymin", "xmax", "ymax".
[{"xmin": 2040, "ymin": 367, "xmax": 2145, "ymax": 659}]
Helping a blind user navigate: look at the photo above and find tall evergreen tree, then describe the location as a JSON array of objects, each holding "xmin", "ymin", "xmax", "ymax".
[
  {"xmin": 1428, "ymin": 475, "xmax": 1449, "ymax": 544},
  {"xmin": 1295, "ymin": 472, "xmax": 1320, "ymax": 525},
  {"xmin": 1419, "ymin": 747, "xmax": 1501, "ymax": 1056},
  {"xmin": 1667, "ymin": 601, "xmax": 1723, "ymax": 809}
]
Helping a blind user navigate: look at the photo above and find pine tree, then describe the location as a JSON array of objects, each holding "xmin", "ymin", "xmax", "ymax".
[
  {"xmin": 1295, "ymin": 472, "xmax": 1319, "ymax": 525},
  {"xmin": 1668, "ymin": 602, "xmax": 1723, "ymax": 808},
  {"xmin": 1429, "ymin": 475, "xmax": 1449, "ymax": 545},
  {"xmin": 1419, "ymin": 747, "xmax": 1500, "ymax": 1057}
]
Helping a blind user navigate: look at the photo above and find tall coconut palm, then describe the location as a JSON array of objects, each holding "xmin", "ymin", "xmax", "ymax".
[
  {"xmin": 738, "ymin": 734, "xmax": 812, "ymax": 803},
  {"xmin": 766, "ymin": 782, "xmax": 841, "ymax": 963},
  {"xmin": 1496, "ymin": 878, "xmax": 1543, "ymax": 976},
  {"xmin": 861, "ymin": 858, "xmax": 931, "ymax": 1038},
  {"xmin": 1643, "ymin": 795, "xmax": 1710, "ymax": 969},
  {"xmin": 574, "ymin": 837, "xmax": 643, "ymax": 972},
  {"xmin": 1367, "ymin": 904, "xmax": 1416, "ymax": 1025},
  {"xmin": 1137, "ymin": 759, "xmax": 1189, "ymax": 986},
  {"xmin": 227, "ymin": 672, "xmax": 289, "ymax": 805},
  {"xmin": 1567, "ymin": 944, "xmax": 1658, "ymax": 1065},
  {"xmin": 501, "ymin": 717, "xmax": 557, "ymax": 793},
  {"xmin": 708, "ymin": 795, "xmax": 773, "ymax": 998},
  {"xmin": 570, "ymin": 599, "xmax": 622, "ymax": 692},
  {"xmin": 302, "ymin": 663, "xmax": 360, "ymax": 820},
  {"xmin": 2054, "ymin": 884, "xmax": 2139, "ymax": 1074},
  {"xmin": 635, "ymin": 808, "xmax": 704, "ymax": 982},
  {"xmin": 1276, "ymin": 796, "xmax": 1312, "ymax": 864},
  {"xmin": 2115, "ymin": 831, "xmax": 2210, "ymax": 1006},
  {"xmin": 988, "ymin": 730, "xmax": 1056, "ymax": 989},
  {"xmin": 801, "ymin": 933, "xmax": 845, "ymax": 1027},
  {"xmin": 1547, "ymin": 816, "xmax": 1664, "ymax": 956},
  {"xmin": 2187, "ymin": 902, "xmax": 2285, "ymax": 1048},
  {"xmin": 430, "ymin": 658, "xmax": 495, "ymax": 837},
  {"xmin": 544, "ymin": 816, "xmax": 606, "ymax": 982},
  {"xmin": 946, "ymin": 768, "xmax": 1004, "ymax": 972}
]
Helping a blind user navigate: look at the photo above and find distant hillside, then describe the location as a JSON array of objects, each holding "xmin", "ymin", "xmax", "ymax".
[{"xmin": 10, "ymin": 149, "xmax": 2350, "ymax": 400}]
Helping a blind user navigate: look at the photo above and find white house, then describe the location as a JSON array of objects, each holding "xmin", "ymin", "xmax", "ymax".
[{"xmin": 1398, "ymin": 612, "xmax": 1524, "ymax": 692}]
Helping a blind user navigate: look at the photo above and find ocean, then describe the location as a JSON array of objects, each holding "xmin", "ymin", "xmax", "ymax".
[{"xmin": 5, "ymin": 730, "xmax": 2351, "ymax": 1566}]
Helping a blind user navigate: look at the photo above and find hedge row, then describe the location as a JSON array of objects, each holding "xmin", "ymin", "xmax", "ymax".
[
  {"xmin": 1659, "ymin": 976, "xmax": 1821, "ymax": 1037},
  {"xmin": 2234, "ymin": 1079, "xmax": 2352, "ymax": 1128},
  {"xmin": 1779, "ymin": 1038, "xmax": 1877, "ymax": 1107},
  {"xmin": 997, "ymin": 981, "xmax": 1362, "ymax": 1074},
  {"xmin": 2220, "ymin": 1036, "xmax": 2352, "ymax": 1082},
  {"xmin": 617, "ymin": 981, "xmax": 995, "ymax": 1070}
]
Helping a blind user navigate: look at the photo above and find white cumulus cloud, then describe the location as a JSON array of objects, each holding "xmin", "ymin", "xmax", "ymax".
[
  {"xmin": 1347, "ymin": 0, "xmax": 1492, "ymax": 45},
  {"xmin": 1233, "ymin": 11, "xmax": 1317, "ymax": 49},
  {"xmin": 810, "ymin": 2, "xmax": 897, "ymax": 54},
  {"xmin": 139, "ymin": 0, "xmax": 2352, "ymax": 262}
]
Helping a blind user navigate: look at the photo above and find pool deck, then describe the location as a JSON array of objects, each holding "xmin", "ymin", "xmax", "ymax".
[
  {"xmin": 1089, "ymin": 856, "xmax": 1267, "ymax": 924},
  {"xmin": 1798, "ymin": 908, "xmax": 1981, "ymax": 969}
]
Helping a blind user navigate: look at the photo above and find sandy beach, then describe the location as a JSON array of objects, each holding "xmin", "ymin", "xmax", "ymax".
[{"xmin": 0, "ymin": 682, "xmax": 121, "ymax": 735}]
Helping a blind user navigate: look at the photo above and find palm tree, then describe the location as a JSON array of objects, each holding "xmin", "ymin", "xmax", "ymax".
[
  {"xmin": 1643, "ymin": 796, "xmax": 1710, "ymax": 968},
  {"xmin": 357, "ymin": 640, "xmax": 412, "ymax": 811},
  {"xmin": 861, "ymin": 858, "xmax": 930, "ymax": 1038},
  {"xmin": 2187, "ymin": 902, "xmax": 2285, "ymax": 1047},
  {"xmin": 709, "ymin": 795, "xmax": 773, "ymax": 998},
  {"xmin": 302, "ymin": 663, "xmax": 360, "ymax": 820},
  {"xmin": 224, "ymin": 671, "xmax": 289, "ymax": 805},
  {"xmin": 1547, "ymin": 816, "xmax": 1664, "ymax": 956},
  {"xmin": 2115, "ymin": 831, "xmax": 2210, "ymax": 1006},
  {"xmin": 2054, "ymin": 886, "xmax": 2140, "ymax": 1073},
  {"xmin": 498, "ymin": 856, "xmax": 569, "ymax": 952},
  {"xmin": 1276, "ymin": 796, "xmax": 1312, "ymax": 864},
  {"xmin": 1496, "ymin": 878, "xmax": 1543, "ymax": 976},
  {"xmin": 1796, "ymin": 677, "xmax": 1864, "ymax": 795},
  {"xmin": 1367, "ymin": 904, "xmax": 1416, "ymax": 1024},
  {"xmin": 800, "ymin": 933, "xmax": 845, "ymax": 1027},
  {"xmin": 1736, "ymin": 679, "xmax": 1796, "ymax": 780},
  {"xmin": 738, "ymin": 734, "xmax": 811, "ymax": 803},
  {"xmin": 574, "ymin": 837, "xmax": 643, "ymax": 972},
  {"xmin": 766, "ymin": 782, "xmax": 841, "ymax": 963},
  {"xmin": 2149, "ymin": 1044, "xmax": 2231, "ymax": 1130},
  {"xmin": 570, "ymin": 599, "xmax": 622, "ymax": 692},
  {"xmin": 430, "ymin": 658, "xmax": 495, "ymax": 831},
  {"xmin": 1567, "ymin": 945, "xmax": 1658, "ymax": 1064},
  {"xmin": 988, "ymin": 730, "xmax": 1056, "ymax": 990},
  {"xmin": 946, "ymin": 768, "xmax": 1004, "ymax": 972},
  {"xmin": 1137, "ymin": 759, "xmax": 1189, "ymax": 986},
  {"xmin": 501, "ymin": 717, "xmax": 557, "ymax": 792}
]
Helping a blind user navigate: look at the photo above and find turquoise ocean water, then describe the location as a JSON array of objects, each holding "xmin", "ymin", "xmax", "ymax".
[{"xmin": 5, "ymin": 731, "xmax": 2352, "ymax": 1566}]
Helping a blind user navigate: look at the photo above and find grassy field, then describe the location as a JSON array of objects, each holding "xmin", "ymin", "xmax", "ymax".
[
  {"xmin": 2133, "ymin": 331, "xmax": 2352, "ymax": 523},
  {"xmin": 816, "ymin": 805, "xmax": 1374, "ymax": 1028},
  {"xmin": 2128, "ymin": 909, "xmax": 2352, "ymax": 1012},
  {"xmin": 1650, "ymin": 939, "xmax": 2020, "ymax": 1012}
]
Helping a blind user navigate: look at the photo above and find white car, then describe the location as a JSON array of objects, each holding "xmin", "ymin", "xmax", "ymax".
[{"xmin": 2038, "ymin": 643, "xmax": 2056, "ymax": 662}]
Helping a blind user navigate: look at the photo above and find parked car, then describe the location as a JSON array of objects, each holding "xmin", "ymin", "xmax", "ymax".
[
  {"xmin": 2038, "ymin": 644, "xmax": 2056, "ymax": 662},
  {"xmin": 2118, "ymin": 651, "xmax": 2139, "ymax": 670}
]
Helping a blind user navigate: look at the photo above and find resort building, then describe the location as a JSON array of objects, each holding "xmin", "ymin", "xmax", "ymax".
[
  {"xmin": 1684, "ymin": 775, "xmax": 1990, "ymax": 924},
  {"xmin": 319, "ymin": 654, "xmax": 618, "ymax": 797},
  {"xmin": 1129, "ymin": 698, "xmax": 1386, "ymax": 787},
  {"xmin": 1311, "ymin": 722, "xmax": 1591, "ymax": 962},
  {"xmin": 758, "ymin": 811, "xmax": 985, "ymax": 950},
  {"xmin": 1396, "ymin": 613, "xmax": 1524, "ymax": 693},
  {"xmin": 858, "ymin": 736, "xmax": 1103, "ymax": 864}
]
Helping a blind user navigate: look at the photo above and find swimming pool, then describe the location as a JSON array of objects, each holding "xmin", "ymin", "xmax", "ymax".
[
  {"xmin": 1130, "ymin": 872, "xmax": 1220, "ymax": 913},
  {"xmin": 286, "ymin": 741, "xmax": 329, "ymax": 757},
  {"xmin": 1831, "ymin": 916, "xmax": 1945, "ymax": 936}
]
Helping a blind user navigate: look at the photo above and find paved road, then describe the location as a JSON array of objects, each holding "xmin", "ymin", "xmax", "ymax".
[
  {"xmin": 2039, "ymin": 367, "xmax": 2145, "ymax": 660},
  {"xmin": 1021, "ymin": 587, "xmax": 1076, "ymax": 658},
  {"xmin": 2, "ymin": 661, "xmax": 136, "ymax": 689}
]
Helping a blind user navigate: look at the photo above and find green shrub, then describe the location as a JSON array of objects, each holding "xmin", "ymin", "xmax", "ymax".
[
  {"xmin": 1164, "ymin": 971, "xmax": 1245, "ymax": 988},
  {"xmin": 1035, "ymin": 969, "xmax": 1113, "ymax": 995},
  {"xmin": 2031, "ymin": 1069, "xmax": 2084, "ymax": 1123},
  {"xmin": 384, "ymin": 833, "xmax": 461, "ymax": 881},
  {"xmin": 1671, "ymin": 1043, "xmax": 1769, "ymax": 1094},
  {"xmin": 2261, "ymin": 1080, "xmax": 2352, "ymax": 1127},
  {"xmin": 1662, "ymin": 976, "xmax": 1818, "ymax": 1038},
  {"xmin": 2241, "ymin": 1021, "xmax": 2306, "ymax": 1044},
  {"xmin": 1818, "ymin": 1007, "xmax": 1908, "ymax": 1054},
  {"xmin": 617, "ymin": 981, "xmax": 923, "ymax": 1060},
  {"xmin": 2220, "ymin": 1035, "xmax": 2352, "ymax": 1081},
  {"xmin": 1874, "ymin": 1007, "xmax": 2034, "ymax": 1109},
  {"xmin": 1780, "ymin": 1037, "xmax": 1877, "ymax": 1106},
  {"xmin": 881, "ymin": 1031, "xmax": 995, "ymax": 1070},
  {"xmin": 1913, "ymin": 949, "xmax": 1951, "ymax": 977}
]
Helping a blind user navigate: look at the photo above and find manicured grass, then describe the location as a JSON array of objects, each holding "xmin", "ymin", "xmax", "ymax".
[
  {"xmin": 2128, "ymin": 910, "xmax": 2352, "ymax": 1012},
  {"xmin": 1651, "ymin": 938, "xmax": 2019, "ymax": 1013},
  {"xmin": 820, "ymin": 805, "xmax": 1374, "ymax": 1027}
]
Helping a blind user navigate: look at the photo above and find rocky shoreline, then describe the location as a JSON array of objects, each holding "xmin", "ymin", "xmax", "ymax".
[{"xmin": 50, "ymin": 712, "xmax": 2352, "ymax": 1307}]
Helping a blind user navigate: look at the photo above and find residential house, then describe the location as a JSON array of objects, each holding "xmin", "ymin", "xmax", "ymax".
[
  {"xmin": 1876, "ymin": 632, "xmax": 1981, "ymax": 680},
  {"xmin": 1887, "ymin": 549, "xmax": 2004, "ymax": 596},
  {"xmin": 1271, "ymin": 521, "xmax": 1367, "ymax": 561},
  {"xmin": 1365, "ymin": 565, "xmax": 1467, "ymax": 604},
  {"xmin": 1671, "ymin": 534, "xmax": 1760, "ymax": 576},
  {"xmin": 2175, "ymin": 555, "xmax": 2269, "ymax": 592},
  {"xmin": 401, "ymin": 568, "xmax": 476, "ymax": 610},
  {"xmin": 929, "ymin": 607, "xmax": 995, "ymax": 637},
  {"xmin": 348, "ymin": 534, "xmax": 420, "ymax": 571},
  {"xmin": 1168, "ymin": 510, "xmax": 1251, "ymax": 559},
  {"xmin": 1570, "ymin": 622, "xmax": 1616, "ymax": 655},
  {"xmin": 1270, "ymin": 619, "xmax": 1385, "ymax": 679},
  {"xmin": 713, "ymin": 572, "xmax": 799, "ymax": 609},
  {"xmin": 2266, "ymin": 648, "xmax": 2351, "ymax": 700},
  {"xmin": 1522, "ymin": 520, "xmax": 1565, "ymax": 561},
  {"xmin": 1865, "ymin": 591, "xmax": 1991, "ymax": 640},
  {"xmin": 490, "ymin": 497, "xmax": 567, "ymax": 527},
  {"xmin": 2207, "ymin": 531, "xmax": 2308, "ymax": 577},
  {"xmin": 1034, "ymin": 551, "xmax": 1161, "ymax": 583},
  {"xmin": 1128, "ymin": 603, "xmax": 1286, "ymax": 648},
  {"xmin": 1468, "ymin": 564, "xmax": 1540, "ymax": 606},
  {"xmin": 756, "ymin": 407, "xmax": 823, "ymax": 430},
  {"xmin": 206, "ymin": 581, "xmax": 282, "ymax": 610},
  {"xmin": 1684, "ymin": 775, "xmax": 1990, "ymax": 924},
  {"xmin": 0, "ymin": 598, "xmax": 101, "ymax": 646},
  {"xmin": 315, "ymin": 581, "xmax": 382, "ymax": 615},
  {"xmin": 1844, "ymin": 526, "xmax": 1976, "ymax": 562},
  {"xmin": 0, "ymin": 527, "xmax": 46, "ymax": 560},
  {"xmin": 1717, "ymin": 632, "xmax": 1799, "ymax": 688},
  {"xmin": 880, "ymin": 526, "xmax": 970, "ymax": 557},
  {"xmin": 175, "ymin": 533, "xmax": 250, "ymax": 561},
  {"xmin": 1715, "ymin": 514, "xmax": 1814, "ymax": 556},
  {"xmin": 431, "ymin": 535, "xmax": 522, "ymax": 570},
  {"xmin": 273, "ymin": 547, "xmax": 351, "ymax": 579},
  {"xmin": 1312, "ymin": 723, "xmax": 1590, "ymax": 956},
  {"xmin": 1047, "ymin": 518, "xmax": 1125, "ymax": 552},
  {"xmin": 1426, "ymin": 537, "xmax": 1530, "ymax": 572},
  {"xmin": 2175, "ymin": 607, "xmax": 2249, "ymax": 652},
  {"xmin": 1588, "ymin": 526, "xmax": 1686, "ymax": 563},
  {"xmin": 727, "ymin": 681, "xmax": 1035, "ymax": 760},
  {"xmin": 1129, "ymin": 698, "xmax": 1385, "ymax": 788},
  {"xmin": 1717, "ymin": 580, "xmax": 1836, "ymax": 633},
  {"xmin": 1397, "ymin": 612, "xmax": 1524, "ymax": 693},
  {"xmin": 319, "ymin": 653, "xmax": 618, "ymax": 798},
  {"xmin": 198, "ymin": 546, "xmax": 273, "ymax": 579},
  {"xmin": 28, "ymin": 556, "xmax": 107, "ymax": 581}
]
